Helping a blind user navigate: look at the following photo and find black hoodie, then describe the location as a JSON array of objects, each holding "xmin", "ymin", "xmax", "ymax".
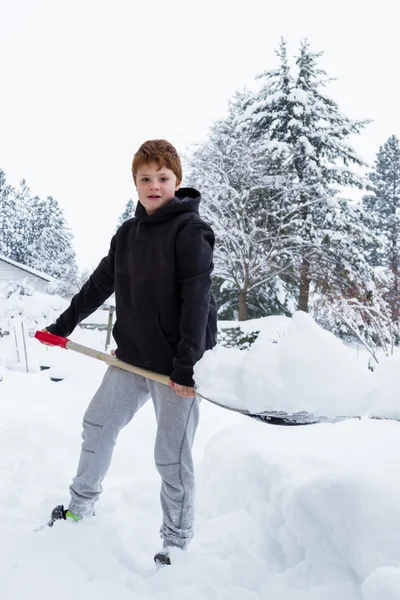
[{"xmin": 47, "ymin": 188, "xmax": 217, "ymax": 387}]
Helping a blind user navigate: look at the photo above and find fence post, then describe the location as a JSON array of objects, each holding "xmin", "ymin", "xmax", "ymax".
[
  {"xmin": 105, "ymin": 305, "xmax": 115, "ymax": 351},
  {"xmin": 14, "ymin": 324, "xmax": 20, "ymax": 363},
  {"xmin": 21, "ymin": 322, "xmax": 29, "ymax": 373}
]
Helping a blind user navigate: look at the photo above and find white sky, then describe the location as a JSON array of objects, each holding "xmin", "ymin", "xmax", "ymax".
[{"xmin": 1, "ymin": 0, "xmax": 399, "ymax": 270}]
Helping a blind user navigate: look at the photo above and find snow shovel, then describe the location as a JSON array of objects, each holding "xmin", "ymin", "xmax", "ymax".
[{"xmin": 34, "ymin": 330, "xmax": 355, "ymax": 426}]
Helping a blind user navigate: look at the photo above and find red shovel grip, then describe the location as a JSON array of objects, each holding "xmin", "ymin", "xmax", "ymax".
[{"xmin": 35, "ymin": 330, "xmax": 69, "ymax": 349}]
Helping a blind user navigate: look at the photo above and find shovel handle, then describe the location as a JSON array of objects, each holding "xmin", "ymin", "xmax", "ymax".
[
  {"xmin": 35, "ymin": 330, "xmax": 69, "ymax": 348},
  {"xmin": 34, "ymin": 330, "xmax": 170, "ymax": 386}
]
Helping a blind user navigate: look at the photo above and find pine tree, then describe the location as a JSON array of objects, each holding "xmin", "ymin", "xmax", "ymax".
[
  {"xmin": 9, "ymin": 179, "xmax": 33, "ymax": 265},
  {"xmin": 187, "ymin": 91, "xmax": 299, "ymax": 320},
  {"xmin": 0, "ymin": 170, "xmax": 17, "ymax": 258},
  {"xmin": 116, "ymin": 199, "xmax": 135, "ymax": 230},
  {"xmin": 240, "ymin": 39, "xmax": 369, "ymax": 312},
  {"xmin": 363, "ymin": 135, "xmax": 400, "ymax": 326},
  {"xmin": 28, "ymin": 195, "xmax": 79, "ymax": 296},
  {"xmin": 0, "ymin": 170, "xmax": 78, "ymax": 297}
]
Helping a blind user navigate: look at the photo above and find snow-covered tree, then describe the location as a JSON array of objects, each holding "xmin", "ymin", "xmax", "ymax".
[
  {"xmin": 116, "ymin": 199, "xmax": 135, "ymax": 230},
  {"xmin": 0, "ymin": 169, "xmax": 78, "ymax": 297},
  {"xmin": 308, "ymin": 198, "xmax": 391, "ymax": 346},
  {"xmin": 187, "ymin": 91, "xmax": 300, "ymax": 320},
  {"xmin": 363, "ymin": 135, "xmax": 400, "ymax": 327},
  {"xmin": 0, "ymin": 175, "xmax": 36, "ymax": 264},
  {"xmin": 76, "ymin": 267, "xmax": 92, "ymax": 289},
  {"xmin": 315, "ymin": 267, "xmax": 396, "ymax": 363},
  {"xmin": 0, "ymin": 170, "xmax": 17, "ymax": 258},
  {"xmin": 9, "ymin": 179, "xmax": 34, "ymax": 265},
  {"xmin": 27, "ymin": 195, "xmax": 78, "ymax": 296},
  {"xmin": 240, "ymin": 39, "xmax": 369, "ymax": 312}
]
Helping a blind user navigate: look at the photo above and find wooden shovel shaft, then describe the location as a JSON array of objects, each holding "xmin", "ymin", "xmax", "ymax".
[{"xmin": 66, "ymin": 339, "xmax": 170, "ymax": 385}]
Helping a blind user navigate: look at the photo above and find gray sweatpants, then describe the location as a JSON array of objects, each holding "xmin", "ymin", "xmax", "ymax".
[{"xmin": 68, "ymin": 366, "xmax": 200, "ymax": 549}]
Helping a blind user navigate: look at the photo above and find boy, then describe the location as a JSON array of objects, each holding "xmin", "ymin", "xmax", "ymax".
[{"xmin": 44, "ymin": 139, "xmax": 217, "ymax": 565}]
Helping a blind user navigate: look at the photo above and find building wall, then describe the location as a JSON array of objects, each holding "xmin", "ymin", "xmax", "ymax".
[{"xmin": 0, "ymin": 260, "xmax": 49, "ymax": 292}]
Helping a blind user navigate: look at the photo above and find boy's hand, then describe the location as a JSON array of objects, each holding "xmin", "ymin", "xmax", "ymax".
[
  {"xmin": 168, "ymin": 379, "xmax": 195, "ymax": 398},
  {"xmin": 107, "ymin": 357, "xmax": 195, "ymax": 398}
]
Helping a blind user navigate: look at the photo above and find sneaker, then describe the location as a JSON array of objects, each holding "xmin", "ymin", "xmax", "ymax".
[
  {"xmin": 49, "ymin": 505, "xmax": 81, "ymax": 527},
  {"xmin": 154, "ymin": 549, "xmax": 171, "ymax": 566}
]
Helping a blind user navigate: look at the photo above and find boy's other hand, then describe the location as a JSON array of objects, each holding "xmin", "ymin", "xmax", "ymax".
[{"xmin": 168, "ymin": 379, "xmax": 195, "ymax": 398}]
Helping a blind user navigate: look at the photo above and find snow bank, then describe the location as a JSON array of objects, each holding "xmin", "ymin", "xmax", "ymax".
[
  {"xmin": 362, "ymin": 567, "xmax": 400, "ymax": 600},
  {"xmin": 195, "ymin": 311, "xmax": 377, "ymax": 417},
  {"xmin": 0, "ymin": 289, "xmax": 68, "ymax": 332},
  {"xmin": 197, "ymin": 417, "xmax": 400, "ymax": 599},
  {"xmin": 0, "ymin": 290, "xmax": 113, "ymax": 377},
  {"xmin": 369, "ymin": 354, "xmax": 400, "ymax": 420}
]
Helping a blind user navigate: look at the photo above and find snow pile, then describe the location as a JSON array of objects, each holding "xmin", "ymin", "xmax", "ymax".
[
  {"xmin": 0, "ymin": 289, "xmax": 68, "ymax": 334},
  {"xmin": 369, "ymin": 354, "xmax": 400, "ymax": 420},
  {"xmin": 0, "ymin": 289, "xmax": 66, "ymax": 373},
  {"xmin": 197, "ymin": 418, "xmax": 400, "ymax": 599},
  {"xmin": 0, "ymin": 290, "xmax": 113, "ymax": 377},
  {"xmin": 195, "ymin": 312, "xmax": 378, "ymax": 417},
  {"xmin": 0, "ymin": 325, "xmax": 110, "ymax": 382},
  {"xmin": 0, "ymin": 289, "xmax": 111, "ymax": 335}
]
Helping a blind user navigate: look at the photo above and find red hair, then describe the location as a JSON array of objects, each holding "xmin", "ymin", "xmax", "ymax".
[{"xmin": 132, "ymin": 140, "xmax": 182, "ymax": 184}]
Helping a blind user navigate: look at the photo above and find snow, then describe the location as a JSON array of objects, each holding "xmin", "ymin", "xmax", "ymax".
[
  {"xmin": 0, "ymin": 290, "xmax": 67, "ymax": 333},
  {"xmin": 0, "ymin": 253, "xmax": 55, "ymax": 282},
  {"xmin": 195, "ymin": 311, "xmax": 395, "ymax": 419},
  {"xmin": 288, "ymin": 88, "xmax": 308, "ymax": 105},
  {"xmin": 199, "ymin": 418, "xmax": 400, "ymax": 598},
  {"xmin": 369, "ymin": 354, "xmax": 400, "ymax": 420},
  {"xmin": 0, "ymin": 290, "xmax": 113, "ymax": 341},
  {"xmin": 298, "ymin": 136, "xmax": 315, "ymax": 157},
  {"xmin": 1, "ymin": 305, "xmax": 400, "ymax": 599}
]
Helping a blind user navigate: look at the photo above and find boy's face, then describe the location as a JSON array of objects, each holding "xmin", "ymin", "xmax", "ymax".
[{"xmin": 135, "ymin": 162, "xmax": 180, "ymax": 215}]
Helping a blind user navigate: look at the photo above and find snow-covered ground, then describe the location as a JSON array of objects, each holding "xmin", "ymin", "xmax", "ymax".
[{"xmin": 1, "ymin": 304, "xmax": 400, "ymax": 599}]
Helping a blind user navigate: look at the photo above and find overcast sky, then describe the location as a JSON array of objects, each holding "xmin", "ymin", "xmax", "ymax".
[{"xmin": 1, "ymin": 0, "xmax": 399, "ymax": 269}]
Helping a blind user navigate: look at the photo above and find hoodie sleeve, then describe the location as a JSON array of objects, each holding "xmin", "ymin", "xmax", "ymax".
[
  {"xmin": 46, "ymin": 235, "xmax": 116, "ymax": 338},
  {"xmin": 170, "ymin": 221, "xmax": 215, "ymax": 387}
]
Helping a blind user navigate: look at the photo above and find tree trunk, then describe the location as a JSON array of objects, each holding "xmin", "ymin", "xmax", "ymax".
[
  {"xmin": 239, "ymin": 289, "xmax": 248, "ymax": 321},
  {"xmin": 298, "ymin": 255, "xmax": 311, "ymax": 312},
  {"xmin": 392, "ymin": 263, "xmax": 399, "ymax": 319},
  {"xmin": 238, "ymin": 264, "xmax": 249, "ymax": 321}
]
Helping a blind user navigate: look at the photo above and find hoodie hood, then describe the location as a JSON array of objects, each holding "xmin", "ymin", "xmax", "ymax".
[{"xmin": 135, "ymin": 187, "xmax": 201, "ymax": 223}]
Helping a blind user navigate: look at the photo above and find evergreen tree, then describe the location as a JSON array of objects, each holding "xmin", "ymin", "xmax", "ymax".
[
  {"xmin": 240, "ymin": 39, "xmax": 369, "ymax": 312},
  {"xmin": 116, "ymin": 199, "xmax": 135, "ymax": 230},
  {"xmin": 0, "ymin": 170, "xmax": 17, "ymax": 258},
  {"xmin": 28, "ymin": 195, "xmax": 79, "ymax": 295},
  {"xmin": 363, "ymin": 135, "xmax": 400, "ymax": 326},
  {"xmin": 0, "ymin": 169, "xmax": 78, "ymax": 297},
  {"xmin": 0, "ymin": 174, "xmax": 34, "ymax": 265},
  {"xmin": 188, "ymin": 91, "xmax": 299, "ymax": 320},
  {"xmin": 10, "ymin": 179, "xmax": 33, "ymax": 265}
]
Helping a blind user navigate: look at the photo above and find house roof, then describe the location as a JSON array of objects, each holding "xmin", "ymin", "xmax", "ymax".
[{"xmin": 0, "ymin": 254, "xmax": 54, "ymax": 282}]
